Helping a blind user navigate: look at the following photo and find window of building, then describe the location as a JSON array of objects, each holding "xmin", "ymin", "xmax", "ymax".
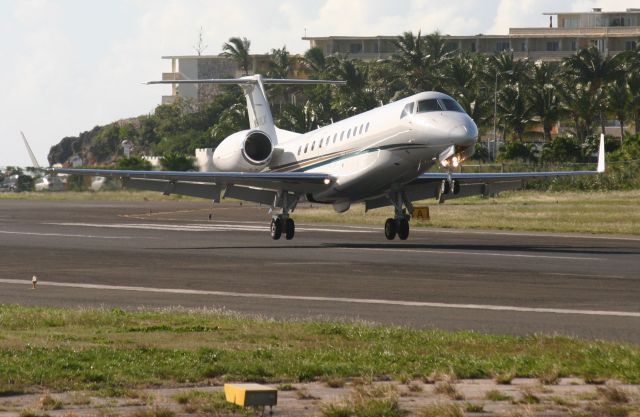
[
  {"xmin": 417, "ymin": 99, "xmax": 442, "ymax": 113},
  {"xmin": 441, "ymin": 98, "xmax": 465, "ymax": 113},
  {"xmin": 546, "ymin": 41, "xmax": 560, "ymax": 52},
  {"xmin": 495, "ymin": 41, "xmax": 510, "ymax": 52},
  {"xmin": 571, "ymin": 40, "xmax": 577, "ymax": 51},
  {"xmin": 470, "ymin": 42, "xmax": 476, "ymax": 52},
  {"xmin": 400, "ymin": 102, "xmax": 414, "ymax": 118},
  {"xmin": 626, "ymin": 40, "xmax": 637, "ymax": 51},
  {"xmin": 350, "ymin": 43, "xmax": 362, "ymax": 54},
  {"xmin": 521, "ymin": 42, "xmax": 526, "ymax": 52}
]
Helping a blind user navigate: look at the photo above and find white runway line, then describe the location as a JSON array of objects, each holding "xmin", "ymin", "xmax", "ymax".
[
  {"xmin": 345, "ymin": 247, "xmax": 604, "ymax": 261},
  {"xmin": 0, "ymin": 230, "xmax": 136, "ymax": 239},
  {"xmin": 1, "ymin": 278, "xmax": 638, "ymax": 318},
  {"xmin": 46, "ymin": 222, "xmax": 375, "ymax": 234}
]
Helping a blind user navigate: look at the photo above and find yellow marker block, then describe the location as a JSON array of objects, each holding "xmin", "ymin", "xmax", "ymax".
[
  {"xmin": 412, "ymin": 206, "xmax": 430, "ymax": 221},
  {"xmin": 224, "ymin": 383, "xmax": 277, "ymax": 407}
]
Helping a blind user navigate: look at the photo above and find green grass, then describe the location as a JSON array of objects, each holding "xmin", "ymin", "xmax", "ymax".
[
  {"xmin": 0, "ymin": 305, "xmax": 639, "ymax": 394},
  {"xmin": 295, "ymin": 190, "xmax": 640, "ymax": 235}
]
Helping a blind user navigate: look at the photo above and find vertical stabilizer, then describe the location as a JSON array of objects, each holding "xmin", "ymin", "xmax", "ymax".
[
  {"xmin": 20, "ymin": 131, "xmax": 40, "ymax": 168},
  {"xmin": 240, "ymin": 75, "xmax": 277, "ymax": 141}
]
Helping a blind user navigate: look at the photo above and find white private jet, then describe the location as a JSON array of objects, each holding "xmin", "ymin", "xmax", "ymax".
[{"xmin": 58, "ymin": 75, "xmax": 605, "ymax": 240}]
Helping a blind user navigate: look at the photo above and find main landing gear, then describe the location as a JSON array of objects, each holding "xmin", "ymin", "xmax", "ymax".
[
  {"xmin": 270, "ymin": 191, "xmax": 298, "ymax": 240},
  {"xmin": 384, "ymin": 190, "xmax": 412, "ymax": 240},
  {"xmin": 270, "ymin": 216, "xmax": 295, "ymax": 240}
]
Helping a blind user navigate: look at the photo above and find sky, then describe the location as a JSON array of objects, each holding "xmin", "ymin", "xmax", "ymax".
[{"xmin": 0, "ymin": 0, "xmax": 634, "ymax": 166}]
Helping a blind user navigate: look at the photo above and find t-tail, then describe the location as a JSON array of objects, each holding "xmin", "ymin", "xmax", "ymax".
[{"xmin": 147, "ymin": 75, "xmax": 345, "ymax": 144}]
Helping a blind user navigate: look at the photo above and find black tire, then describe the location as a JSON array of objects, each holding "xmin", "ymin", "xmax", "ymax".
[
  {"xmin": 384, "ymin": 218, "xmax": 397, "ymax": 240},
  {"xmin": 270, "ymin": 217, "xmax": 282, "ymax": 240},
  {"xmin": 397, "ymin": 218, "xmax": 410, "ymax": 240},
  {"xmin": 452, "ymin": 180, "xmax": 461, "ymax": 195},
  {"xmin": 440, "ymin": 180, "xmax": 450, "ymax": 195},
  {"xmin": 285, "ymin": 218, "xmax": 295, "ymax": 240}
]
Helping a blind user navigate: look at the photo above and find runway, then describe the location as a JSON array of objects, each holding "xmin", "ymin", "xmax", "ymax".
[{"xmin": 1, "ymin": 199, "xmax": 639, "ymax": 343}]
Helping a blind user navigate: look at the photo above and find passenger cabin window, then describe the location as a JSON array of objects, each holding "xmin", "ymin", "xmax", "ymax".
[
  {"xmin": 359, "ymin": 125, "xmax": 364, "ymax": 134},
  {"xmin": 319, "ymin": 138, "xmax": 323, "ymax": 148},
  {"xmin": 297, "ymin": 146, "xmax": 301, "ymax": 155},
  {"xmin": 400, "ymin": 102, "xmax": 414, "ymax": 118},
  {"xmin": 340, "ymin": 131, "xmax": 344, "ymax": 141},
  {"xmin": 311, "ymin": 141, "xmax": 315, "ymax": 151},
  {"xmin": 333, "ymin": 133, "xmax": 337, "ymax": 143},
  {"xmin": 347, "ymin": 129, "xmax": 351, "ymax": 139},
  {"xmin": 441, "ymin": 99, "xmax": 465, "ymax": 113},
  {"xmin": 365, "ymin": 122, "xmax": 370, "ymax": 132},
  {"xmin": 304, "ymin": 143, "xmax": 308, "ymax": 153},
  {"xmin": 417, "ymin": 99, "xmax": 442, "ymax": 113}
]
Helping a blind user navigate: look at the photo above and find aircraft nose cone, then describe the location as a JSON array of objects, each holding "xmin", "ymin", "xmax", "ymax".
[{"xmin": 449, "ymin": 122, "xmax": 478, "ymax": 146}]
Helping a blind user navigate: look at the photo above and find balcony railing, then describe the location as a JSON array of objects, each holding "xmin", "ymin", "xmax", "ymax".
[{"xmin": 509, "ymin": 26, "xmax": 640, "ymax": 36}]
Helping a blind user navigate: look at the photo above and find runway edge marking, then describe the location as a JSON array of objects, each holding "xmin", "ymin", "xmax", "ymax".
[{"xmin": 1, "ymin": 279, "xmax": 638, "ymax": 318}]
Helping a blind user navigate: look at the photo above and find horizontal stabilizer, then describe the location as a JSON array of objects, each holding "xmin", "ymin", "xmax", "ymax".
[{"xmin": 148, "ymin": 78, "xmax": 345, "ymax": 86}]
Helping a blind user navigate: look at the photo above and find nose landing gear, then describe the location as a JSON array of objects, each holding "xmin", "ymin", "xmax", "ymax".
[{"xmin": 384, "ymin": 190, "xmax": 412, "ymax": 240}]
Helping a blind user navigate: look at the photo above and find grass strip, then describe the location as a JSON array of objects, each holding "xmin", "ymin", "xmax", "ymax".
[{"xmin": 0, "ymin": 305, "xmax": 638, "ymax": 394}]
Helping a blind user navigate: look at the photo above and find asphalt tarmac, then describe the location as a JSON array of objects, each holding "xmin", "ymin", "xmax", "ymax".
[{"xmin": 0, "ymin": 199, "xmax": 639, "ymax": 343}]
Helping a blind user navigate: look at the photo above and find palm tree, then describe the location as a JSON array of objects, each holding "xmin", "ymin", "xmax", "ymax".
[
  {"xmin": 623, "ymin": 46, "xmax": 640, "ymax": 135},
  {"xmin": 527, "ymin": 61, "xmax": 563, "ymax": 141},
  {"xmin": 497, "ymin": 85, "xmax": 533, "ymax": 141},
  {"xmin": 563, "ymin": 46, "xmax": 624, "ymax": 134},
  {"xmin": 301, "ymin": 47, "xmax": 327, "ymax": 77},
  {"xmin": 442, "ymin": 51, "xmax": 491, "ymax": 125},
  {"xmin": 606, "ymin": 79, "xmax": 632, "ymax": 141},
  {"xmin": 221, "ymin": 37, "xmax": 251, "ymax": 76},
  {"xmin": 392, "ymin": 31, "xmax": 430, "ymax": 93},
  {"xmin": 559, "ymin": 77, "xmax": 600, "ymax": 141},
  {"xmin": 160, "ymin": 152, "xmax": 195, "ymax": 171},
  {"xmin": 328, "ymin": 58, "xmax": 376, "ymax": 117}
]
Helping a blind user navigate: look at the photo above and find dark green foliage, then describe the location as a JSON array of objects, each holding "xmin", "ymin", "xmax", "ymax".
[
  {"xmin": 497, "ymin": 142, "xmax": 538, "ymax": 163},
  {"xmin": 160, "ymin": 152, "xmax": 196, "ymax": 171},
  {"xmin": 540, "ymin": 136, "xmax": 584, "ymax": 163},
  {"xmin": 116, "ymin": 156, "xmax": 152, "ymax": 171}
]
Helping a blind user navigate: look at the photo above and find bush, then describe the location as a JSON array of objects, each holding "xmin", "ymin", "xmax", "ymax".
[
  {"xmin": 116, "ymin": 156, "xmax": 153, "ymax": 171},
  {"xmin": 497, "ymin": 142, "xmax": 538, "ymax": 163}
]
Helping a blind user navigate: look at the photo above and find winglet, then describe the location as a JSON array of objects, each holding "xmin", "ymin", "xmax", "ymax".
[{"xmin": 597, "ymin": 133, "xmax": 605, "ymax": 173}]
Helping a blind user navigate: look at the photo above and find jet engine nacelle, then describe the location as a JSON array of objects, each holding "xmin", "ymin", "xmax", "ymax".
[{"xmin": 213, "ymin": 129, "xmax": 274, "ymax": 172}]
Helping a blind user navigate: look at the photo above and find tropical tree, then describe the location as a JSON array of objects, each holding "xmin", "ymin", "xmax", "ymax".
[
  {"xmin": 606, "ymin": 79, "xmax": 632, "ymax": 142},
  {"xmin": 116, "ymin": 156, "xmax": 152, "ymax": 171},
  {"xmin": 562, "ymin": 46, "xmax": 624, "ymax": 134},
  {"xmin": 160, "ymin": 152, "xmax": 196, "ymax": 171},
  {"xmin": 328, "ymin": 58, "xmax": 376, "ymax": 117},
  {"xmin": 276, "ymin": 101, "xmax": 327, "ymax": 133},
  {"xmin": 222, "ymin": 37, "xmax": 251, "ymax": 76},
  {"xmin": 392, "ymin": 31, "xmax": 430, "ymax": 93},
  {"xmin": 528, "ymin": 61, "xmax": 563, "ymax": 141},
  {"xmin": 301, "ymin": 47, "xmax": 327, "ymax": 76},
  {"xmin": 496, "ymin": 85, "xmax": 533, "ymax": 141},
  {"xmin": 442, "ymin": 51, "xmax": 491, "ymax": 125}
]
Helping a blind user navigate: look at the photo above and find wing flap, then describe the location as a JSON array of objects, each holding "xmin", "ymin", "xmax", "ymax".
[{"xmin": 56, "ymin": 168, "xmax": 333, "ymax": 195}]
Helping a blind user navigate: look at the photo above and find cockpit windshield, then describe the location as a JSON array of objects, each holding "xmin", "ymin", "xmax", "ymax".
[
  {"xmin": 417, "ymin": 99, "xmax": 441, "ymax": 113},
  {"xmin": 441, "ymin": 98, "xmax": 465, "ymax": 113},
  {"xmin": 416, "ymin": 98, "xmax": 466, "ymax": 114}
]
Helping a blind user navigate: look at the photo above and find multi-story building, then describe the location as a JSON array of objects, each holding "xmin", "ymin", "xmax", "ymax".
[
  {"xmin": 303, "ymin": 8, "xmax": 640, "ymax": 62},
  {"xmin": 160, "ymin": 54, "xmax": 272, "ymax": 105}
]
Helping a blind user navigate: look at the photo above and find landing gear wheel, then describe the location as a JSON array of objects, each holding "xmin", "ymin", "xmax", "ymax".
[
  {"xmin": 440, "ymin": 180, "xmax": 451, "ymax": 195},
  {"xmin": 384, "ymin": 218, "xmax": 397, "ymax": 240},
  {"xmin": 285, "ymin": 218, "xmax": 295, "ymax": 240},
  {"xmin": 397, "ymin": 218, "xmax": 410, "ymax": 240},
  {"xmin": 270, "ymin": 217, "xmax": 282, "ymax": 240},
  {"xmin": 452, "ymin": 180, "xmax": 461, "ymax": 195}
]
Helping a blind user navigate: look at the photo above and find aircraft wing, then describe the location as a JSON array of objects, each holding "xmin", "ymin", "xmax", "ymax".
[
  {"xmin": 55, "ymin": 168, "xmax": 333, "ymax": 204},
  {"xmin": 379, "ymin": 134, "xmax": 605, "ymax": 206}
]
